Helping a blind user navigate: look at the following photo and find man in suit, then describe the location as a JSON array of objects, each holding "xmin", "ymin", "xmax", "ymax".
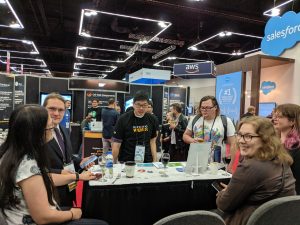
[{"xmin": 43, "ymin": 93, "xmax": 89, "ymax": 207}]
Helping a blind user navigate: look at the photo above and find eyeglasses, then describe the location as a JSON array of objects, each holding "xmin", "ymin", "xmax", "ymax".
[
  {"xmin": 236, "ymin": 133, "xmax": 260, "ymax": 142},
  {"xmin": 47, "ymin": 107, "xmax": 65, "ymax": 114},
  {"xmin": 200, "ymin": 106, "xmax": 216, "ymax": 111},
  {"xmin": 134, "ymin": 103, "xmax": 149, "ymax": 109}
]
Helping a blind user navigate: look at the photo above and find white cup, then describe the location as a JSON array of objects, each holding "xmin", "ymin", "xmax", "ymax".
[
  {"xmin": 210, "ymin": 162, "xmax": 219, "ymax": 175},
  {"xmin": 125, "ymin": 161, "xmax": 136, "ymax": 178}
]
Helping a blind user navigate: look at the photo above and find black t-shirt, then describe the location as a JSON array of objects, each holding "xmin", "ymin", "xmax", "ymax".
[
  {"xmin": 113, "ymin": 111, "xmax": 157, "ymax": 162},
  {"xmin": 87, "ymin": 107, "xmax": 102, "ymax": 121}
]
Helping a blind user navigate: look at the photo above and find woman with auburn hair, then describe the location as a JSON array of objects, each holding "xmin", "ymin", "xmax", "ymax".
[
  {"xmin": 274, "ymin": 103, "xmax": 300, "ymax": 194},
  {"xmin": 216, "ymin": 116, "xmax": 295, "ymax": 225},
  {"xmin": 0, "ymin": 105, "xmax": 108, "ymax": 225}
]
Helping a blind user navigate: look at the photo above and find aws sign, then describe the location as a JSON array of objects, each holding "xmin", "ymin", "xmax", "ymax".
[
  {"xmin": 173, "ymin": 61, "xmax": 215, "ymax": 79},
  {"xmin": 261, "ymin": 11, "xmax": 300, "ymax": 56}
]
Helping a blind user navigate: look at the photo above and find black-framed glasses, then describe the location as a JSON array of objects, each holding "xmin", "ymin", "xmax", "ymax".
[
  {"xmin": 134, "ymin": 103, "xmax": 149, "ymax": 109},
  {"xmin": 236, "ymin": 133, "xmax": 260, "ymax": 142},
  {"xmin": 200, "ymin": 106, "xmax": 216, "ymax": 111}
]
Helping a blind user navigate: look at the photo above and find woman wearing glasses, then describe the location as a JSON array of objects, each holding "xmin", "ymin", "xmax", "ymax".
[
  {"xmin": 0, "ymin": 105, "xmax": 108, "ymax": 225},
  {"xmin": 273, "ymin": 103, "xmax": 300, "ymax": 194},
  {"xmin": 216, "ymin": 116, "xmax": 295, "ymax": 225}
]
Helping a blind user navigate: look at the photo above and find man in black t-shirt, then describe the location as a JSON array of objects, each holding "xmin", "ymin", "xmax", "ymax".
[
  {"xmin": 86, "ymin": 98, "xmax": 102, "ymax": 121},
  {"xmin": 112, "ymin": 93, "xmax": 157, "ymax": 163}
]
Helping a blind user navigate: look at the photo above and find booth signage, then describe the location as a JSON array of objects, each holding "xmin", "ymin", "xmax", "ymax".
[
  {"xmin": 0, "ymin": 75, "xmax": 14, "ymax": 122},
  {"xmin": 14, "ymin": 76, "xmax": 25, "ymax": 107},
  {"xmin": 216, "ymin": 72, "xmax": 242, "ymax": 124},
  {"xmin": 260, "ymin": 81, "xmax": 276, "ymax": 95},
  {"xmin": 261, "ymin": 11, "xmax": 300, "ymax": 56},
  {"xmin": 173, "ymin": 61, "xmax": 215, "ymax": 78}
]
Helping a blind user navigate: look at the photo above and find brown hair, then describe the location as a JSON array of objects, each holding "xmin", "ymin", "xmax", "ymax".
[
  {"xmin": 247, "ymin": 106, "xmax": 256, "ymax": 113},
  {"xmin": 42, "ymin": 92, "xmax": 65, "ymax": 108},
  {"xmin": 197, "ymin": 95, "xmax": 220, "ymax": 116},
  {"xmin": 275, "ymin": 104, "xmax": 300, "ymax": 133},
  {"xmin": 171, "ymin": 103, "xmax": 182, "ymax": 113},
  {"xmin": 237, "ymin": 116, "xmax": 293, "ymax": 165}
]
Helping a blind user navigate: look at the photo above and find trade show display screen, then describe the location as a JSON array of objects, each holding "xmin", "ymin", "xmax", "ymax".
[
  {"xmin": 125, "ymin": 98, "xmax": 133, "ymax": 111},
  {"xmin": 259, "ymin": 102, "xmax": 276, "ymax": 117},
  {"xmin": 40, "ymin": 92, "xmax": 72, "ymax": 109}
]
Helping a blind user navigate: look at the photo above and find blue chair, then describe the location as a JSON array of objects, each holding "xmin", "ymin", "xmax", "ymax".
[
  {"xmin": 153, "ymin": 210, "xmax": 226, "ymax": 225},
  {"xmin": 246, "ymin": 196, "xmax": 300, "ymax": 225}
]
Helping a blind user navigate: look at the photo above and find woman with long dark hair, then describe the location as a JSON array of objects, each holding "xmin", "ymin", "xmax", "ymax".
[{"xmin": 0, "ymin": 105, "xmax": 108, "ymax": 225}]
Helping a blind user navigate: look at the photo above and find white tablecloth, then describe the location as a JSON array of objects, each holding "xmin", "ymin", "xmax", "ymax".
[{"xmin": 89, "ymin": 162, "xmax": 231, "ymax": 186}]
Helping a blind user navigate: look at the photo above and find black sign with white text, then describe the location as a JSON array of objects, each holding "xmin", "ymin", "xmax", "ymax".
[{"xmin": 173, "ymin": 61, "xmax": 215, "ymax": 78}]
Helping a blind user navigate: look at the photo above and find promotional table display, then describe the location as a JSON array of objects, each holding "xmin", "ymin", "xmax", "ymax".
[{"xmin": 89, "ymin": 160, "xmax": 231, "ymax": 186}]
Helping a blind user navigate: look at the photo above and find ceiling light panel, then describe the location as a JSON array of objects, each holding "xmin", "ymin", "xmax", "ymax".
[
  {"xmin": 79, "ymin": 9, "xmax": 171, "ymax": 45},
  {"xmin": 0, "ymin": 56, "xmax": 47, "ymax": 67},
  {"xmin": 0, "ymin": 0, "xmax": 24, "ymax": 29},
  {"xmin": 72, "ymin": 71, "xmax": 107, "ymax": 78},
  {"xmin": 74, "ymin": 62, "xmax": 117, "ymax": 73},
  {"xmin": 0, "ymin": 37, "xmax": 39, "ymax": 54},
  {"xmin": 188, "ymin": 31, "xmax": 262, "ymax": 56},
  {"xmin": 263, "ymin": 0, "xmax": 293, "ymax": 17},
  {"xmin": 75, "ymin": 46, "xmax": 134, "ymax": 63},
  {"xmin": 9, "ymin": 66, "xmax": 51, "ymax": 75},
  {"xmin": 154, "ymin": 56, "xmax": 210, "ymax": 68}
]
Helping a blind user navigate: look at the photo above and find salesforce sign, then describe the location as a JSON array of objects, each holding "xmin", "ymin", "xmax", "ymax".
[{"xmin": 261, "ymin": 11, "xmax": 300, "ymax": 56}]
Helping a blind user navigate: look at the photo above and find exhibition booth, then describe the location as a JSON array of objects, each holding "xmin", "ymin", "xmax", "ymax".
[{"xmin": 0, "ymin": 73, "xmax": 189, "ymax": 153}]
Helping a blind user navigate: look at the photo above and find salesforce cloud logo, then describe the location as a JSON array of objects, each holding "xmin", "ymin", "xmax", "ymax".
[
  {"xmin": 261, "ymin": 81, "xmax": 276, "ymax": 95},
  {"xmin": 261, "ymin": 11, "xmax": 300, "ymax": 56}
]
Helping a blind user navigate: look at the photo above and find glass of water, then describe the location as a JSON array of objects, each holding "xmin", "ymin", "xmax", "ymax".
[{"xmin": 98, "ymin": 154, "xmax": 107, "ymax": 182}]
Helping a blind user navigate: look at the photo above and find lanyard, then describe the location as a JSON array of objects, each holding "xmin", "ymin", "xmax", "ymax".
[{"xmin": 202, "ymin": 116, "xmax": 217, "ymax": 141}]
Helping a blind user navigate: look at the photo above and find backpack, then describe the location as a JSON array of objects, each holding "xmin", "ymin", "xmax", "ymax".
[{"xmin": 191, "ymin": 114, "xmax": 228, "ymax": 143}]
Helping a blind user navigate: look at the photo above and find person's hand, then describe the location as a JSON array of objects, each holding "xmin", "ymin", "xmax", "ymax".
[
  {"xmin": 169, "ymin": 122, "xmax": 176, "ymax": 129},
  {"xmin": 80, "ymin": 157, "xmax": 95, "ymax": 170},
  {"xmin": 70, "ymin": 208, "xmax": 82, "ymax": 220},
  {"xmin": 163, "ymin": 137, "xmax": 170, "ymax": 142},
  {"xmin": 220, "ymin": 182, "xmax": 228, "ymax": 191},
  {"xmin": 79, "ymin": 171, "xmax": 97, "ymax": 181},
  {"xmin": 194, "ymin": 137, "xmax": 204, "ymax": 143},
  {"xmin": 216, "ymin": 183, "xmax": 228, "ymax": 197},
  {"xmin": 61, "ymin": 169, "xmax": 74, "ymax": 175}
]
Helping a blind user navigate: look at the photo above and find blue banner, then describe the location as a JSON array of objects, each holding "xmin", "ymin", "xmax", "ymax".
[
  {"xmin": 173, "ymin": 61, "xmax": 215, "ymax": 78},
  {"xmin": 216, "ymin": 72, "xmax": 242, "ymax": 124}
]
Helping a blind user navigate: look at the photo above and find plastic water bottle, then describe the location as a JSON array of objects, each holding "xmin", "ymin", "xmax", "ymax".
[{"xmin": 105, "ymin": 151, "xmax": 113, "ymax": 179}]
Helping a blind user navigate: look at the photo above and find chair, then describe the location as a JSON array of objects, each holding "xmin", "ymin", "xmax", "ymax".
[
  {"xmin": 246, "ymin": 196, "xmax": 300, "ymax": 225},
  {"xmin": 153, "ymin": 210, "xmax": 226, "ymax": 225}
]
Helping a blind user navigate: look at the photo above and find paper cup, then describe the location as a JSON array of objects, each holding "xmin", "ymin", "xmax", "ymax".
[{"xmin": 125, "ymin": 161, "xmax": 136, "ymax": 178}]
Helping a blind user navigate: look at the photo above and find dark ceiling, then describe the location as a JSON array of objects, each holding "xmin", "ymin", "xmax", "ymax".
[{"xmin": 0, "ymin": 0, "xmax": 299, "ymax": 79}]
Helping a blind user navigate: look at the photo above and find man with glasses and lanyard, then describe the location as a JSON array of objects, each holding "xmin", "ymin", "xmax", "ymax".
[
  {"xmin": 43, "ymin": 93, "xmax": 92, "ymax": 207},
  {"xmin": 183, "ymin": 96, "xmax": 236, "ymax": 169},
  {"xmin": 112, "ymin": 92, "xmax": 158, "ymax": 163}
]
